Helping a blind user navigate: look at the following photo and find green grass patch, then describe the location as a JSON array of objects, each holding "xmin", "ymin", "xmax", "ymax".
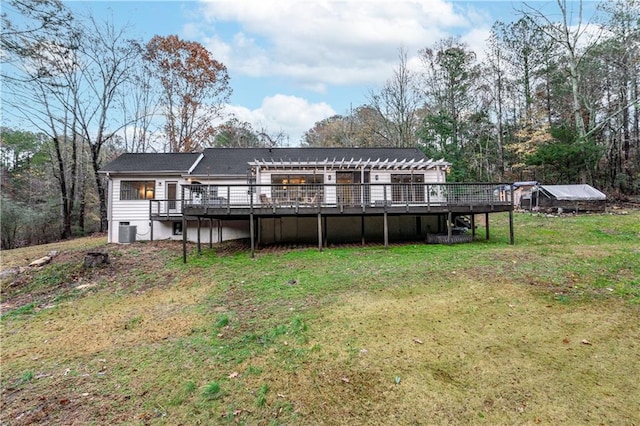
[
  {"xmin": 202, "ymin": 382, "xmax": 222, "ymax": 400},
  {"xmin": 1, "ymin": 211, "xmax": 639, "ymax": 425},
  {"xmin": 1, "ymin": 302, "xmax": 36, "ymax": 319}
]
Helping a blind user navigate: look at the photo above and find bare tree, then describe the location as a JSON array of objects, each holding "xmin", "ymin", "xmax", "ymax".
[
  {"xmin": 590, "ymin": 0, "xmax": 640, "ymax": 192},
  {"xmin": 3, "ymin": 5, "xmax": 144, "ymax": 235},
  {"xmin": 1, "ymin": 0, "xmax": 72, "ymax": 64},
  {"xmin": 75, "ymin": 17, "xmax": 141, "ymax": 231},
  {"xmin": 212, "ymin": 118, "xmax": 261, "ymax": 148},
  {"xmin": 3, "ymin": 2, "xmax": 83, "ymax": 238},
  {"xmin": 367, "ymin": 49, "xmax": 421, "ymax": 147},
  {"xmin": 522, "ymin": 0, "xmax": 601, "ymax": 140},
  {"xmin": 144, "ymin": 35, "xmax": 231, "ymax": 152},
  {"xmin": 119, "ymin": 48, "xmax": 162, "ymax": 153},
  {"xmin": 483, "ymin": 25, "xmax": 511, "ymax": 178},
  {"xmin": 303, "ymin": 115, "xmax": 353, "ymax": 147},
  {"xmin": 419, "ymin": 38, "xmax": 479, "ymax": 149}
]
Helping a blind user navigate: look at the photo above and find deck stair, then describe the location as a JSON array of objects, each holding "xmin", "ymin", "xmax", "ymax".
[{"xmin": 453, "ymin": 215, "xmax": 473, "ymax": 232}]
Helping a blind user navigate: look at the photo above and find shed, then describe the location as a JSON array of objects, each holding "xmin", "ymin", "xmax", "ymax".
[
  {"xmin": 512, "ymin": 181, "xmax": 538, "ymax": 210},
  {"xmin": 526, "ymin": 184, "xmax": 607, "ymax": 213}
]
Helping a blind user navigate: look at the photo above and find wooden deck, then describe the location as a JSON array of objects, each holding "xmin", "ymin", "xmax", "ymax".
[
  {"xmin": 147, "ymin": 183, "xmax": 515, "ymax": 261},
  {"xmin": 151, "ymin": 182, "xmax": 513, "ymax": 219},
  {"xmin": 175, "ymin": 203, "xmax": 512, "ymax": 219}
]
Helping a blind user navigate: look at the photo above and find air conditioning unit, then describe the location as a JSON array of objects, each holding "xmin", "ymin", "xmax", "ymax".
[{"xmin": 118, "ymin": 225, "xmax": 137, "ymax": 243}]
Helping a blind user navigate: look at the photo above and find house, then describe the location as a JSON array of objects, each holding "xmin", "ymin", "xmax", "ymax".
[
  {"xmin": 522, "ymin": 184, "xmax": 607, "ymax": 213},
  {"xmin": 100, "ymin": 147, "xmax": 514, "ymax": 256}
]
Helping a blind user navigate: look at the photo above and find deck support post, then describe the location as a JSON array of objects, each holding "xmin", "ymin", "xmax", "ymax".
[
  {"xmin": 250, "ymin": 213, "xmax": 255, "ymax": 258},
  {"xmin": 209, "ymin": 219, "xmax": 213, "ymax": 248},
  {"xmin": 197, "ymin": 217, "xmax": 202, "ymax": 254},
  {"xmin": 317, "ymin": 213, "xmax": 323, "ymax": 252},
  {"xmin": 447, "ymin": 212, "xmax": 453, "ymax": 244},
  {"xmin": 323, "ymin": 216, "xmax": 328, "ymax": 247},
  {"xmin": 182, "ymin": 216, "xmax": 187, "ymax": 264},
  {"xmin": 471, "ymin": 214, "xmax": 476, "ymax": 239},
  {"xmin": 485, "ymin": 213, "xmax": 490, "ymax": 240},
  {"xmin": 509, "ymin": 210, "xmax": 514, "ymax": 245},
  {"xmin": 361, "ymin": 215, "xmax": 365, "ymax": 246},
  {"xmin": 149, "ymin": 202, "xmax": 153, "ymax": 242},
  {"xmin": 509, "ymin": 185, "xmax": 515, "ymax": 245},
  {"xmin": 383, "ymin": 212, "xmax": 389, "ymax": 249},
  {"xmin": 257, "ymin": 218, "xmax": 262, "ymax": 247}
]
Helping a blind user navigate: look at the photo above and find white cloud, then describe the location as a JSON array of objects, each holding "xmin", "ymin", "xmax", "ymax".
[
  {"xmin": 195, "ymin": 0, "xmax": 480, "ymax": 90},
  {"xmin": 224, "ymin": 95, "xmax": 336, "ymax": 145},
  {"xmin": 461, "ymin": 27, "xmax": 492, "ymax": 63},
  {"xmin": 185, "ymin": 0, "xmax": 499, "ymax": 143}
]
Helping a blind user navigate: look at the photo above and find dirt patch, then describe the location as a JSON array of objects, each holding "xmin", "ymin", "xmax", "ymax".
[{"xmin": 1, "ymin": 241, "xmax": 183, "ymax": 314}]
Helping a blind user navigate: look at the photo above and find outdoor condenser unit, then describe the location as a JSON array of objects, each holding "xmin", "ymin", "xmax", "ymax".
[{"xmin": 118, "ymin": 224, "xmax": 137, "ymax": 243}]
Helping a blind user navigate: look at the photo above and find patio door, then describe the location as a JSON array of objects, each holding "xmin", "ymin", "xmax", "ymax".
[
  {"xmin": 391, "ymin": 174, "xmax": 424, "ymax": 203},
  {"xmin": 336, "ymin": 172, "xmax": 369, "ymax": 206},
  {"xmin": 167, "ymin": 182, "xmax": 177, "ymax": 211},
  {"xmin": 336, "ymin": 172, "xmax": 356, "ymax": 206}
]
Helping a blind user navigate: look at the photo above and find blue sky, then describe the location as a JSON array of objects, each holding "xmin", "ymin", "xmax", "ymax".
[{"xmin": 45, "ymin": 1, "xmax": 601, "ymax": 144}]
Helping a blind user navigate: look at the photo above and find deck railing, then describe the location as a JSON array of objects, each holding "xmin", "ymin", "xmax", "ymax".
[
  {"xmin": 150, "ymin": 199, "xmax": 184, "ymax": 218},
  {"xmin": 150, "ymin": 183, "xmax": 512, "ymax": 217},
  {"xmin": 168, "ymin": 183, "xmax": 513, "ymax": 211}
]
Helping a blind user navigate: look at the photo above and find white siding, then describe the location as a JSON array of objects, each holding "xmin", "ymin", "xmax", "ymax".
[
  {"xmin": 107, "ymin": 175, "xmax": 189, "ymax": 243},
  {"xmin": 185, "ymin": 219, "xmax": 250, "ymax": 243},
  {"xmin": 109, "ymin": 178, "xmax": 153, "ymax": 243}
]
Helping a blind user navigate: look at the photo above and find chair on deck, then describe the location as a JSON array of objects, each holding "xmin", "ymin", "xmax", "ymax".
[
  {"xmin": 260, "ymin": 193, "xmax": 272, "ymax": 206},
  {"xmin": 305, "ymin": 193, "xmax": 318, "ymax": 205}
]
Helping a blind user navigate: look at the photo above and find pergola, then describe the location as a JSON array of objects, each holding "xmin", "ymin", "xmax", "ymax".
[{"xmin": 248, "ymin": 157, "xmax": 451, "ymax": 171}]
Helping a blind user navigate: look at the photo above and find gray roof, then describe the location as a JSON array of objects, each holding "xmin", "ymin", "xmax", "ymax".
[
  {"xmin": 539, "ymin": 184, "xmax": 606, "ymax": 201},
  {"xmin": 100, "ymin": 148, "xmax": 437, "ymax": 176},
  {"xmin": 513, "ymin": 181, "xmax": 538, "ymax": 188},
  {"xmin": 191, "ymin": 147, "xmax": 431, "ymax": 176},
  {"xmin": 100, "ymin": 153, "xmax": 201, "ymax": 174}
]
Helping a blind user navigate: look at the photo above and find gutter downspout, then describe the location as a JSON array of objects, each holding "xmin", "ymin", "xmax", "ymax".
[{"xmin": 106, "ymin": 172, "xmax": 113, "ymax": 243}]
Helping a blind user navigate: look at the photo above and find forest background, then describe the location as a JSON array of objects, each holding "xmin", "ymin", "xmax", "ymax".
[{"xmin": 1, "ymin": 0, "xmax": 638, "ymax": 249}]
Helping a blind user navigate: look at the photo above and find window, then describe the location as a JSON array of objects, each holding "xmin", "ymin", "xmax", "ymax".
[
  {"xmin": 120, "ymin": 181, "xmax": 155, "ymax": 200},
  {"xmin": 391, "ymin": 174, "xmax": 424, "ymax": 203},
  {"xmin": 172, "ymin": 222, "xmax": 183, "ymax": 235},
  {"xmin": 271, "ymin": 174, "xmax": 324, "ymax": 186},
  {"xmin": 271, "ymin": 174, "xmax": 324, "ymax": 203},
  {"xmin": 167, "ymin": 182, "xmax": 177, "ymax": 209}
]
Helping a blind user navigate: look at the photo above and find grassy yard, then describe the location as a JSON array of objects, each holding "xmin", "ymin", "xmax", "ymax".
[{"xmin": 1, "ymin": 211, "xmax": 639, "ymax": 425}]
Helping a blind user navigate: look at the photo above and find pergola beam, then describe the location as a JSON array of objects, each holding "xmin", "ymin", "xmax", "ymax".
[{"xmin": 248, "ymin": 157, "xmax": 451, "ymax": 171}]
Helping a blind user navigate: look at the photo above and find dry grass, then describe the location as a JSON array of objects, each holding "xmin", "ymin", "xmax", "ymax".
[
  {"xmin": 238, "ymin": 281, "xmax": 639, "ymax": 424},
  {"xmin": 1, "ymin": 235, "xmax": 108, "ymax": 269},
  {"xmin": 1, "ymin": 211, "xmax": 639, "ymax": 425}
]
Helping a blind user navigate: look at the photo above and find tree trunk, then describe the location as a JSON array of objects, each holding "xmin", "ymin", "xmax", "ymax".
[
  {"xmin": 52, "ymin": 137, "xmax": 72, "ymax": 239},
  {"xmin": 91, "ymin": 145, "xmax": 108, "ymax": 232},
  {"xmin": 78, "ymin": 178, "xmax": 86, "ymax": 235}
]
